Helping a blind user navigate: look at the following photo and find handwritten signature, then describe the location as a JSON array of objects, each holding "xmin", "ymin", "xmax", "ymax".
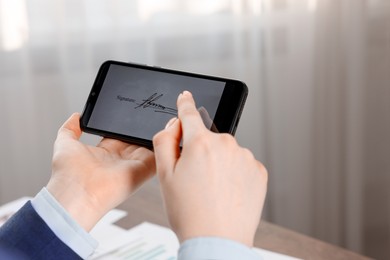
[{"xmin": 134, "ymin": 93, "xmax": 177, "ymax": 116}]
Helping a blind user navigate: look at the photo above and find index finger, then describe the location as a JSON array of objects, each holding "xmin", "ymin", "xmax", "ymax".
[{"xmin": 177, "ymin": 91, "xmax": 207, "ymax": 142}]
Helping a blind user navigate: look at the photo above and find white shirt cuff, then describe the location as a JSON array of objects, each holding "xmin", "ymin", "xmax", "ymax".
[
  {"xmin": 31, "ymin": 187, "xmax": 98, "ymax": 259},
  {"xmin": 178, "ymin": 237, "xmax": 262, "ymax": 260}
]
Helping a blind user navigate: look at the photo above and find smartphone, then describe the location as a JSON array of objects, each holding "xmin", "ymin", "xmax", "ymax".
[{"xmin": 80, "ymin": 60, "xmax": 248, "ymax": 148}]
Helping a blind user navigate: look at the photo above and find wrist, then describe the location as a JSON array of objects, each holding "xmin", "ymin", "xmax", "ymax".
[
  {"xmin": 46, "ymin": 179, "xmax": 103, "ymax": 232},
  {"xmin": 31, "ymin": 188, "xmax": 99, "ymax": 257}
]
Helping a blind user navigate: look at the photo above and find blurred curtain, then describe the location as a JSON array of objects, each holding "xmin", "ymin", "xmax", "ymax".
[{"xmin": 262, "ymin": 1, "xmax": 390, "ymax": 259}]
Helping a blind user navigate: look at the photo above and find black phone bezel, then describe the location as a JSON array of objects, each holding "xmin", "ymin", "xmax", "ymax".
[{"xmin": 80, "ymin": 60, "xmax": 248, "ymax": 148}]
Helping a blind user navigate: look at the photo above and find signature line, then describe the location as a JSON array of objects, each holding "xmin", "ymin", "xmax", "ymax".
[{"xmin": 134, "ymin": 93, "xmax": 177, "ymax": 116}]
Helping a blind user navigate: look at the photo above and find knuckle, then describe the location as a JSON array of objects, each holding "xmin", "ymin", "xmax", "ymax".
[
  {"xmin": 242, "ymin": 147, "xmax": 255, "ymax": 160},
  {"xmin": 219, "ymin": 133, "xmax": 237, "ymax": 146},
  {"xmin": 188, "ymin": 132, "xmax": 211, "ymax": 151},
  {"xmin": 181, "ymin": 106, "xmax": 200, "ymax": 119},
  {"xmin": 256, "ymin": 161, "xmax": 269, "ymax": 182},
  {"xmin": 153, "ymin": 130, "xmax": 168, "ymax": 147}
]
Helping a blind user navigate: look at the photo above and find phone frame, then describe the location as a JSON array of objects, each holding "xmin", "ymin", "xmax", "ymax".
[{"xmin": 80, "ymin": 60, "xmax": 248, "ymax": 148}]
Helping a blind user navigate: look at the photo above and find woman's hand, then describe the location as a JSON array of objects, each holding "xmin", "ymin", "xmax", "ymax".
[{"xmin": 47, "ymin": 113, "xmax": 156, "ymax": 231}]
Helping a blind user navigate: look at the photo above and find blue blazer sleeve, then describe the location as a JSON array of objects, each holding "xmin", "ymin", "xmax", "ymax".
[{"xmin": 0, "ymin": 201, "xmax": 81, "ymax": 260}]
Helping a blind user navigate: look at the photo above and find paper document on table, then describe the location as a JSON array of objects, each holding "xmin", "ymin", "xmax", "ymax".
[
  {"xmin": 90, "ymin": 222, "xmax": 179, "ymax": 260},
  {"xmin": 0, "ymin": 198, "xmax": 302, "ymax": 260},
  {"xmin": 91, "ymin": 219, "xmax": 302, "ymax": 260}
]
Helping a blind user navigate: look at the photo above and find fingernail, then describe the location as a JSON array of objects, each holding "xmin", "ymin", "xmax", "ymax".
[
  {"xmin": 165, "ymin": 117, "xmax": 177, "ymax": 129},
  {"xmin": 178, "ymin": 91, "xmax": 191, "ymax": 102}
]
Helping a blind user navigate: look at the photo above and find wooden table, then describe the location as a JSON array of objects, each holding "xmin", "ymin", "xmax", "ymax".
[{"xmin": 117, "ymin": 179, "xmax": 371, "ymax": 260}]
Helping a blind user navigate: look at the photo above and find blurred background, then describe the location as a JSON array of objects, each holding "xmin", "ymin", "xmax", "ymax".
[{"xmin": 0, "ymin": 0, "xmax": 389, "ymax": 259}]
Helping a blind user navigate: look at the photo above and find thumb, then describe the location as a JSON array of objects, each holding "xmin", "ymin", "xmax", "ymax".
[
  {"xmin": 153, "ymin": 117, "xmax": 181, "ymax": 179},
  {"xmin": 57, "ymin": 113, "xmax": 82, "ymax": 141}
]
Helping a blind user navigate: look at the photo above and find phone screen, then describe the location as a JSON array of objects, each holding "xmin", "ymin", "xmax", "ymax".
[{"xmin": 86, "ymin": 64, "xmax": 226, "ymax": 141}]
